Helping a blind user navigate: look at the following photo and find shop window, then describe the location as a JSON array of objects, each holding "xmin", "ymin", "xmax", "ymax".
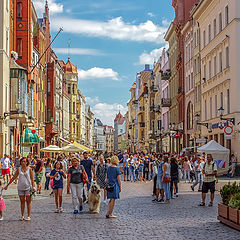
[{"xmin": 16, "ymin": 38, "xmax": 22, "ymax": 58}]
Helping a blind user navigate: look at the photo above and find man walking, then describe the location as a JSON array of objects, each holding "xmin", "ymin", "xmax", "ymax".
[
  {"xmin": 191, "ymin": 157, "xmax": 204, "ymax": 192},
  {"xmin": 0, "ymin": 154, "xmax": 11, "ymax": 184},
  {"xmin": 199, "ymin": 154, "xmax": 217, "ymax": 207}
]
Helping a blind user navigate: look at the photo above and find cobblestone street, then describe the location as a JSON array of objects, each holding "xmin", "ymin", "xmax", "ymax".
[{"xmin": 1, "ymin": 181, "xmax": 239, "ymax": 240}]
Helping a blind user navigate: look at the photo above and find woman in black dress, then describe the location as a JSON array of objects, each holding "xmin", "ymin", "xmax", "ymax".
[{"xmin": 96, "ymin": 155, "xmax": 108, "ymax": 203}]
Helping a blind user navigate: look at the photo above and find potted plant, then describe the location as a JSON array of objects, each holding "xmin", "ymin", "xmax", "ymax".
[{"xmin": 228, "ymin": 193, "xmax": 240, "ymax": 224}]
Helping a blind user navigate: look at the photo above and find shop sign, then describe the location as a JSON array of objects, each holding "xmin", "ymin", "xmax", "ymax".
[
  {"xmin": 6, "ymin": 119, "xmax": 17, "ymax": 127},
  {"xmin": 196, "ymin": 138, "xmax": 207, "ymax": 144}
]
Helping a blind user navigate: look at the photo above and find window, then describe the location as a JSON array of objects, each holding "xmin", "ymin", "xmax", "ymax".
[
  {"xmin": 16, "ymin": 38, "xmax": 22, "ymax": 58},
  {"xmin": 191, "ymin": 73, "xmax": 193, "ymax": 89},
  {"xmin": 187, "ymin": 102, "xmax": 193, "ymax": 129},
  {"xmin": 226, "ymin": 47, "xmax": 229, "ymax": 67},
  {"xmin": 215, "ymin": 95, "xmax": 218, "ymax": 117},
  {"xmin": 225, "ymin": 6, "xmax": 229, "ymax": 26},
  {"xmin": 203, "ymin": 65, "xmax": 206, "ymax": 81},
  {"xmin": 17, "ymin": 2, "xmax": 22, "ymax": 18},
  {"xmin": 227, "ymin": 89, "xmax": 230, "ymax": 114},
  {"xmin": 72, "ymin": 84, "xmax": 75, "ymax": 94},
  {"xmin": 208, "ymin": 24, "xmax": 211, "ymax": 43},
  {"xmin": 69, "ymin": 102, "xmax": 71, "ymax": 113},
  {"xmin": 219, "ymin": 13, "xmax": 222, "ymax": 32},
  {"xmin": 205, "ymin": 100, "xmax": 207, "ymax": 120},
  {"xmin": 213, "ymin": 19, "xmax": 217, "ymax": 37},
  {"xmin": 209, "ymin": 60, "xmax": 212, "ymax": 79},
  {"xmin": 203, "ymin": 30, "xmax": 206, "ymax": 47},
  {"xmin": 68, "ymin": 84, "xmax": 71, "ymax": 94},
  {"xmin": 73, "ymin": 102, "xmax": 75, "ymax": 113},
  {"xmin": 194, "ymin": 32, "xmax": 197, "ymax": 47},
  {"xmin": 219, "ymin": 52, "xmax": 223, "ymax": 72},
  {"xmin": 220, "ymin": 92, "xmax": 223, "ymax": 109},
  {"xmin": 214, "ymin": 56, "xmax": 217, "ymax": 76},
  {"xmin": 210, "ymin": 97, "xmax": 212, "ymax": 119}
]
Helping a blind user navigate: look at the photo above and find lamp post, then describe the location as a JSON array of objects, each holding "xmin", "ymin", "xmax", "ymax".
[{"xmin": 218, "ymin": 107, "xmax": 235, "ymax": 125}]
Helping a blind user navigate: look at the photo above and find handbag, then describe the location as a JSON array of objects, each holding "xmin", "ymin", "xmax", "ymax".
[
  {"xmin": 163, "ymin": 176, "xmax": 171, "ymax": 183},
  {"xmin": 80, "ymin": 165, "xmax": 89, "ymax": 185},
  {"xmin": 106, "ymin": 184, "xmax": 115, "ymax": 192}
]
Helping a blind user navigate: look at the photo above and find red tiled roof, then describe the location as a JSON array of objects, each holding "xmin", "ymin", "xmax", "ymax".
[{"xmin": 114, "ymin": 111, "xmax": 123, "ymax": 122}]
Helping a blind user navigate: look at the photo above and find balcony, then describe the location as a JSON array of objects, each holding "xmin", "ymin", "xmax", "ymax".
[
  {"xmin": 139, "ymin": 122, "xmax": 145, "ymax": 128},
  {"xmin": 161, "ymin": 71, "xmax": 171, "ymax": 80},
  {"xmin": 132, "ymin": 100, "xmax": 138, "ymax": 105},
  {"xmin": 138, "ymin": 106, "xmax": 145, "ymax": 115},
  {"xmin": 161, "ymin": 98, "xmax": 171, "ymax": 107},
  {"xmin": 150, "ymin": 85, "xmax": 158, "ymax": 93}
]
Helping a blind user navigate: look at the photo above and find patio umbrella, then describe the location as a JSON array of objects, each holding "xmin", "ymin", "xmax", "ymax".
[
  {"xmin": 61, "ymin": 144, "xmax": 85, "ymax": 153},
  {"xmin": 40, "ymin": 145, "xmax": 62, "ymax": 152},
  {"xmin": 73, "ymin": 141, "xmax": 93, "ymax": 152}
]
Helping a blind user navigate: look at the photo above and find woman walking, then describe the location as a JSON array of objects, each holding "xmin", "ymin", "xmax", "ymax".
[
  {"xmin": 106, "ymin": 156, "xmax": 121, "ymax": 218},
  {"xmin": 67, "ymin": 158, "xmax": 85, "ymax": 214},
  {"xmin": 170, "ymin": 157, "xmax": 179, "ymax": 198},
  {"xmin": 50, "ymin": 161, "xmax": 66, "ymax": 213},
  {"xmin": 35, "ymin": 157, "xmax": 44, "ymax": 194},
  {"xmin": 4, "ymin": 157, "xmax": 35, "ymax": 221},
  {"xmin": 162, "ymin": 156, "xmax": 171, "ymax": 204},
  {"xmin": 44, "ymin": 158, "xmax": 52, "ymax": 190},
  {"xmin": 96, "ymin": 155, "xmax": 108, "ymax": 203}
]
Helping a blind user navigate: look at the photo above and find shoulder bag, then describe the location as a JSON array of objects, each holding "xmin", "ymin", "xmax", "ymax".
[{"xmin": 80, "ymin": 165, "xmax": 89, "ymax": 185}]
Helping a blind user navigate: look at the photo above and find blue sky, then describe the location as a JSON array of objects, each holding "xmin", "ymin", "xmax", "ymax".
[{"xmin": 33, "ymin": 0, "xmax": 174, "ymax": 126}]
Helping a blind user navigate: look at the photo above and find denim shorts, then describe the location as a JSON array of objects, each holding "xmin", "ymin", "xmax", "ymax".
[
  {"xmin": 18, "ymin": 189, "xmax": 31, "ymax": 196},
  {"xmin": 124, "ymin": 167, "xmax": 129, "ymax": 175},
  {"xmin": 156, "ymin": 178, "xmax": 164, "ymax": 189}
]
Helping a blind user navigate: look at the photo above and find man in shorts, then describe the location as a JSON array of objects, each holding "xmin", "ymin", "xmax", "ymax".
[
  {"xmin": 0, "ymin": 154, "xmax": 11, "ymax": 184},
  {"xmin": 199, "ymin": 154, "xmax": 217, "ymax": 207}
]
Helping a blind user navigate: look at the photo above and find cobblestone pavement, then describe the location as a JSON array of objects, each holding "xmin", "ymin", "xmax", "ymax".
[{"xmin": 1, "ymin": 181, "xmax": 239, "ymax": 240}]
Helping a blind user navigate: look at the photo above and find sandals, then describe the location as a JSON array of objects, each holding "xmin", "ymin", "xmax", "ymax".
[
  {"xmin": 199, "ymin": 202, "xmax": 205, "ymax": 206},
  {"xmin": 208, "ymin": 202, "xmax": 213, "ymax": 207}
]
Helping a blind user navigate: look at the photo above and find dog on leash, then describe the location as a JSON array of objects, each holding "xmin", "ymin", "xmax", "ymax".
[{"xmin": 88, "ymin": 182, "xmax": 101, "ymax": 214}]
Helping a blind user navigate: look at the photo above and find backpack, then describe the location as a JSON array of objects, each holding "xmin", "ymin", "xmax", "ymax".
[{"xmin": 203, "ymin": 162, "xmax": 217, "ymax": 176}]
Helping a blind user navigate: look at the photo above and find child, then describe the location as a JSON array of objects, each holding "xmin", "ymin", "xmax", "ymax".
[
  {"xmin": 50, "ymin": 161, "xmax": 66, "ymax": 213},
  {"xmin": 0, "ymin": 180, "xmax": 5, "ymax": 220}
]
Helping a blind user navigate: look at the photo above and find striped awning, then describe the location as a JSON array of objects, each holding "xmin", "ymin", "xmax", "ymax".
[
  {"xmin": 24, "ymin": 128, "xmax": 39, "ymax": 144},
  {"xmin": 73, "ymin": 141, "xmax": 93, "ymax": 152}
]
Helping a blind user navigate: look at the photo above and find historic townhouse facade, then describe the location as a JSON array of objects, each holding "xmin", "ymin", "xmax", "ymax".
[{"xmin": 193, "ymin": 0, "xmax": 240, "ymax": 157}]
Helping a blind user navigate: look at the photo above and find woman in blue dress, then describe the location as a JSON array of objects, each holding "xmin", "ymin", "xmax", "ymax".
[{"xmin": 106, "ymin": 156, "xmax": 121, "ymax": 218}]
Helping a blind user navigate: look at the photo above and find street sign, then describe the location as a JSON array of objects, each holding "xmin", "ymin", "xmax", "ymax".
[
  {"xmin": 196, "ymin": 138, "xmax": 207, "ymax": 144},
  {"xmin": 6, "ymin": 119, "xmax": 17, "ymax": 127},
  {"xmin": 224, "ymin": 126, "xmax": 233, "ymax": 135},
  {"xmin": 224, "ymin": 134, "xmax": 232, "ymax": 140}
]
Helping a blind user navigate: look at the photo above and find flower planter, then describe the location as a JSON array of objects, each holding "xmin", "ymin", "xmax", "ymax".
[
  {"xmin": 218, "ymin": 203, "xmax": 229, "ymax": 219},
  {"xmin": 229, "ymin": 207, "xmax": 239, "ymax": 224}
]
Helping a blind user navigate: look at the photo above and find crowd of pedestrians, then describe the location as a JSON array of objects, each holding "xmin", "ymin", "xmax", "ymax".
[{"xmin": 0, "ymin": 150, "xmax": 223, "ymax": 221}]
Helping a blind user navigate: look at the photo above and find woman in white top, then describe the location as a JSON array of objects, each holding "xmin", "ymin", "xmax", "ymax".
[
  {"xmin": 162, "ymin": 156, "xmax": 171, "ymax": 203},
  {"xmin": 5, "ymin": 157, "xmax": 35, "ymax": 221}
]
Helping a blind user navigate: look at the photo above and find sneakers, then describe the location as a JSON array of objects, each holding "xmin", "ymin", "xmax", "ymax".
[
  {"xmin": 152, "ymin": 198, "xmax": 158, "ymax": 202},
  {"xmin": 73, "ymin": 209, "xmax": 79, "ymax": 214},
  {"xmin": 0, "ymin": 217, "xmax": 3, "ymax": 221},
  {"xmin": 25, "ymin": 217, "xmax": 31, "ymax": 221},
  {"xmin": 79, "ymin": 205, "xmax": 83, "ymax": 212},
  {"xmin": 55, "ymin": 209, "xmax": 60, "ymax": 213},
  {"xmin": 157, "ymin": 199, "xmax": 165, "ymax": 203},
  {"xmin": 175, "ymin": 193, "xmax": 178, "ymax": 197},
  {"xmin": 59, "ymin": 207, "xmax": 63, "ymax": 213},
  {"xmin": 19, "ymin": 216, "xmax": 25, "ymax": 221},
  {"xmin": 191, "ymin": 186, "xmax": 194, "ymax": 191}
]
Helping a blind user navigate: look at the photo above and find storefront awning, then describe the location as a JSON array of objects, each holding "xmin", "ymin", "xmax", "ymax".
[
  {"xmin": 73, "ymin": 141, "xmax": 93, "ymax": 152},
  {"xmin": 24, "ymin": 128, "xmax": 39, "ymax": 144},
  {"xmin": 58, "ymin": 137, "xmax": 71, "ymax": 144}
]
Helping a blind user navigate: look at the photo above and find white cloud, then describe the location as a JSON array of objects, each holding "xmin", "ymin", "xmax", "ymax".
[
  {"xmin": 54, "ymin": 48, "xmax": 104, "ymax": 56},
  {"xmin": 92, "ymin": 102, "xmax": 127, "ymax": 126},
  {"xmin": 85, "ymin": 96, "xmax": 100, "ymax": 105},
  {"xmin": 147, "ymin": 12, "xmax": 155, "ymax": 17},
  {"xmin": 32, "ymin": 0, "xmax": 63, "ymax": 15},
  {"xmin": 78, "ymin": 67, "xmax": 119, "ymax": 81},
  {"xmin": 139, "ymin": 44, "xmax": 168, "ymax": 65},
  {"xmin": 52, "ymin": 16, "xmax": 168, "ymax": 43}
]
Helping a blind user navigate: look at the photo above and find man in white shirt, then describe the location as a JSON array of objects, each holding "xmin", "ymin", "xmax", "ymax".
[
  {"xmin": 0, "ymin": 154, "xmax": 11, "ymax": 184},
  {"xmin": 191, "ymin": 157, "xmax": 204, "ymax": 192}
]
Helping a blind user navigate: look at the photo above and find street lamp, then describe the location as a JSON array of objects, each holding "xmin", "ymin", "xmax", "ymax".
[
  {"xmin": 195, "ymin": 114, "xmax": 208, "ymax": 128},
  {"xmin": 218, "ymin": 106, "xmax": 235, "ymax": 125}
]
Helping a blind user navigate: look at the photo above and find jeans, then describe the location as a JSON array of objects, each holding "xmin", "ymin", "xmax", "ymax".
[
  {"xmin": 192, "ymin": 172, "xmax": 203, "ymax": 190},
  {"xmin": 163, "ymin": 178, "xmax": 171, "ymax": 200},
  {"xmin": 87, "ymin": 177, "xmax": 92, "ymax": 191},
  {"xmin": 44, "ymin": 174, "xmax": 50, "ymax": 190},
  {"xmin": 184, "ymin": 170, "xmax": 190, "ymax": 182},
  {"xmin": 170, "ymin": 179, "xmax": 178, "ymax": 197},
  {"xmin": 129, "ymin": 167, "xmax": 135, "ymax": 181},
  {"xmin": 153, "ymin": 175, "xmax": 157, "ymax": 195},
  {"xmin": 70, "ymin": 183, "xmax": 83, "ymax": 210},
  {"xmin": 143, "ymin": 170, "xmax": 149, "ymax": 180}
]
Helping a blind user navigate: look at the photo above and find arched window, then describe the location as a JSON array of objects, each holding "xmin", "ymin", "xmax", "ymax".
[{"xmin": 187, "ymin": 102, "xmax": 193, "ymax": 130}]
